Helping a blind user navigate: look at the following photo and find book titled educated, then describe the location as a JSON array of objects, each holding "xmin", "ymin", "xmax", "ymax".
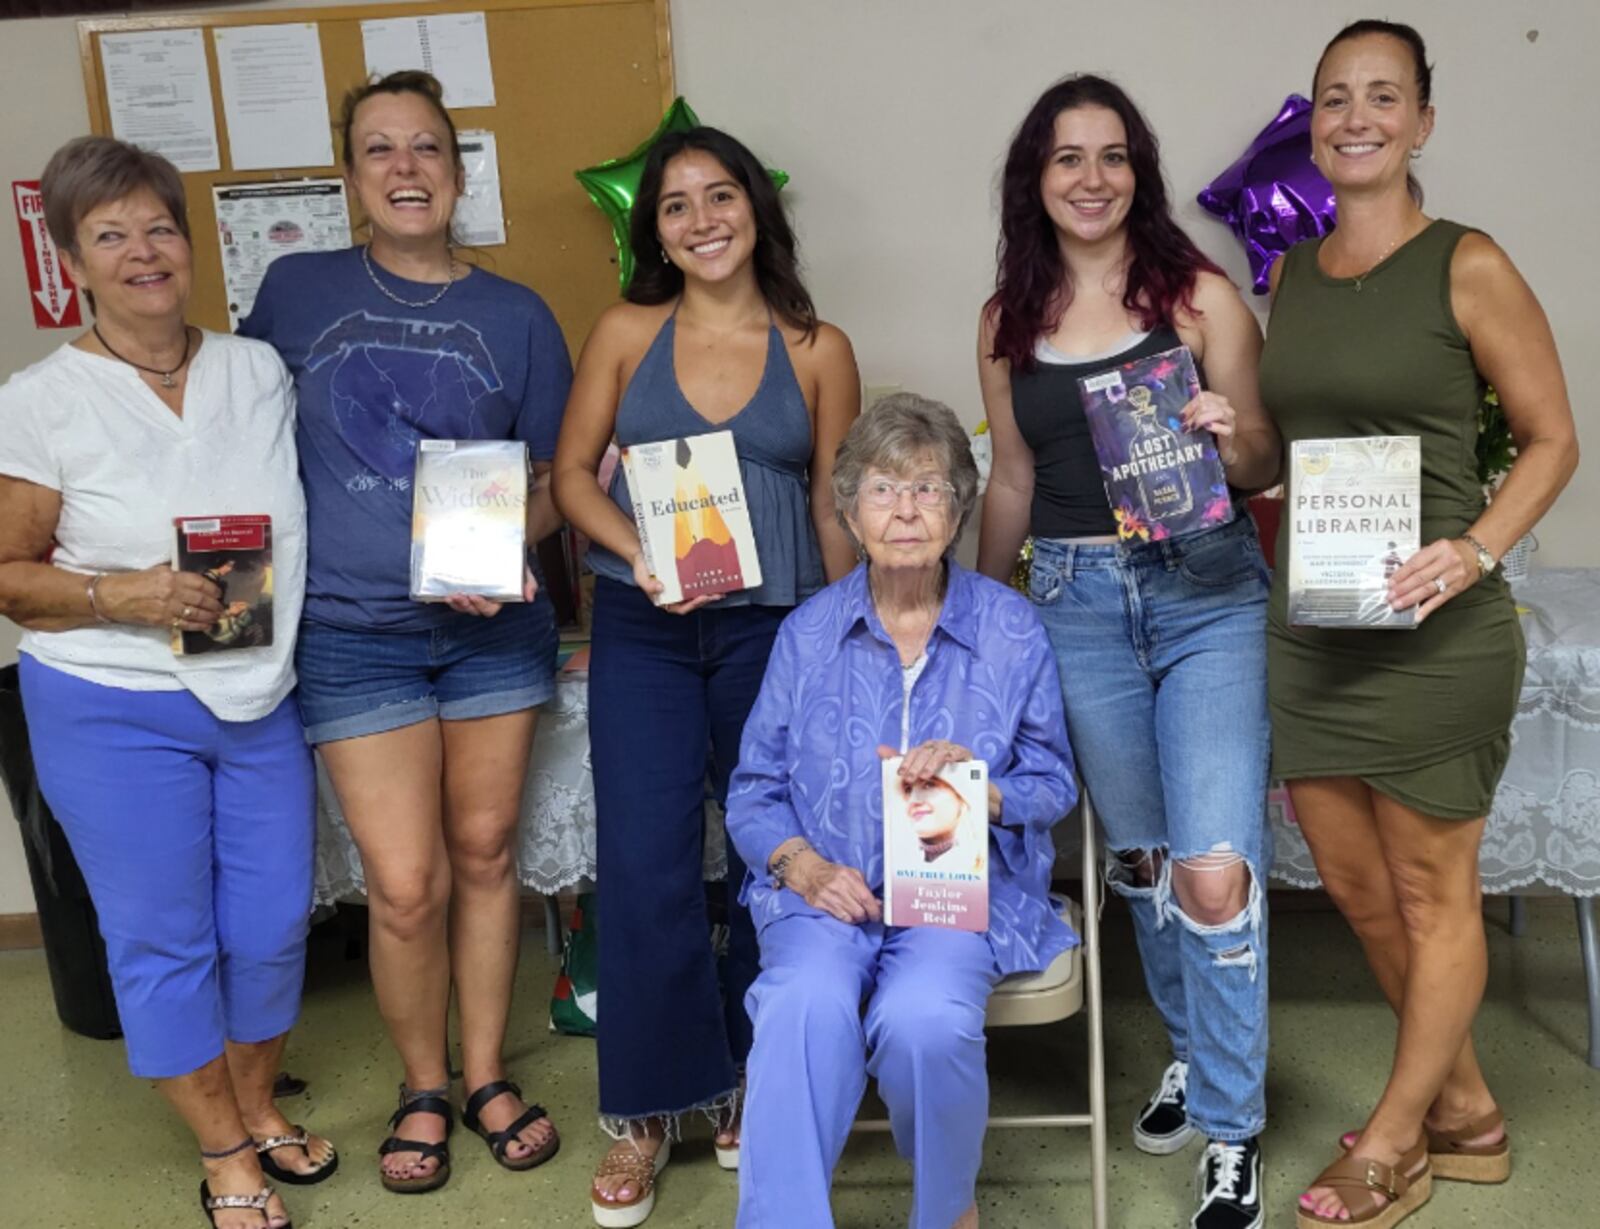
[
  {"xmin": 410, "ymin": 439, "xmax": 528, "ymax": 602},
  {"xmin": 1078, "ymin": 344, "xmax": 1235, "ymax": 542},
  {"xmin": 621, "ymin": 430, "xmax": 762, "ymax": 606},
  {"xmin": 881, "ymin": 756, "xmax": 989, "ymax": 933},
  {"xmin": 1288, "ymin": 435, "xmax": 1421, "ymax": 629},
  {"xmin": 171, "ymin": 514, "xmax": 274, "ymax": 655}
]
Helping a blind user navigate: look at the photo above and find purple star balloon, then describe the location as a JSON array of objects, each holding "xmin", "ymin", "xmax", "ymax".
[{"xmin": 1197, "ymin": 95, "xmax": 1337, "ymax": 294}]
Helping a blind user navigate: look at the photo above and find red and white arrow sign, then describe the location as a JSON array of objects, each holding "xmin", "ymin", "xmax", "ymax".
[{"xmin": 13, "ymin": 180, "xmax": 82, "ymax": 329}]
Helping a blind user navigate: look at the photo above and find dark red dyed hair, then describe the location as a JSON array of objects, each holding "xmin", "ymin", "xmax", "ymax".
[{"xmin": 987, "ymin": 75, "xmax": 1223, "ymax": 371}]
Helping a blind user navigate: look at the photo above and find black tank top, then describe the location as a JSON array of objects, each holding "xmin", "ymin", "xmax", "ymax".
[{"xmin": 1010, "ymin": 324, "xmax": 1194, "ymax": 538}]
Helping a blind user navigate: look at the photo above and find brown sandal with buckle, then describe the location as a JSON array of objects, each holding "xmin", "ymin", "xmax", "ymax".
[
  {"xmin": 590, "ymin": 1139, "xmax": 671, "ymax": 1228},
  {"xmin": 1337, "ymin": 1108, "xmax": 1510, "ymax": 1184},
  {"xmin": 1297, "ymin": 1138, "xmax": 1431, "ymax": 1229}
]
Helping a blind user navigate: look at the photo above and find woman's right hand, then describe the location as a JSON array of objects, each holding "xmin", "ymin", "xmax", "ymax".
[
  {"xmin": 790, "ymin": 853, "xmax": 882, "ymax": 925},
  {"xmin": 630, "ymin": 549, "xmax": 721, "ymax": 616},
  {"xmin": 99, "ymin": 565, "xmax": 223, "ymax": 630}
]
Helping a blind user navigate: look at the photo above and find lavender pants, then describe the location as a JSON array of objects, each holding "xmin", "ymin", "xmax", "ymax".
[{"xmin": 738, "ymin": 913, "xmax": 1000, "ymax": 1229}]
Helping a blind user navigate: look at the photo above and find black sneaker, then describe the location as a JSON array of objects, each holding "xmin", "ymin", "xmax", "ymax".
[
  {"xmin": 1192, "ymin": 1137, "xmax": 1263, "ymax": 1229},
  {"xmin": 1132, "ymin": 1059, "xmax": 1198, "ymax": 1155}
]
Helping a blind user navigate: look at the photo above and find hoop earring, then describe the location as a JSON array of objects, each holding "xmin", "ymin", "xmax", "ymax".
[{"xmin": 1410, "ymin": 148, "xmax": 1423, "ymax": 160}]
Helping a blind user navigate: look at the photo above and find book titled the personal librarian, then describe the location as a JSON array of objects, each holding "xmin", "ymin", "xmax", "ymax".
[
  {"xmin": 170, "ymin": 514, "xmax": 274, "ymax": 655},
  {"xmin": 410, "ymin": 439, "xmax": 528, "ymax": 602},
  {"xmin": 1078, "ymin": 344, "xmax": 1235, "ymax": 541},
  {"xmin": 881, "ymin": 757, "xmax": 989, "ymax": 932},
  {"xmin": 1287, "ymin": 436, "xmax": 1421, "ymax": 629},
  {"xmin": 621, "ymin": 430, "xmax": 763, "ymax": 606}
]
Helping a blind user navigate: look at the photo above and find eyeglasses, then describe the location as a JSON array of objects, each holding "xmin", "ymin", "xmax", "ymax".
[{"xmin": 860, "ymin": 478, "xmax": 955, "ymax": 509}]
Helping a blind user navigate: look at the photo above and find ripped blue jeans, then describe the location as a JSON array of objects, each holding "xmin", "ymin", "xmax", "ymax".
[{"xmin": 1029, "ymin": 519, "xmax": 1271, "ymax": 1140}]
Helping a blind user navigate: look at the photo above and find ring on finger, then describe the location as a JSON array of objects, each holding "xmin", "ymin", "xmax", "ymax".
[
  {"xmin": 1434, "ymin": 577, "xmax": 1448, "ymax": 595},
  {"xmin": 181, "ymin": 605, "xmax": 193, "ymax": 619}
]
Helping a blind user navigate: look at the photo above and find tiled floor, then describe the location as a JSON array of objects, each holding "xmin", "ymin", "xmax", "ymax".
[{"xmin": 3, "ymin": 896, "xmax": 1596, "ymax": 1228}]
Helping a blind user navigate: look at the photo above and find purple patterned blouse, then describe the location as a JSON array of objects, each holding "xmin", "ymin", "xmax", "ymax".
[{"xmin": 726, "ymin": 562, "xmax": 1079, "ymax": 975}]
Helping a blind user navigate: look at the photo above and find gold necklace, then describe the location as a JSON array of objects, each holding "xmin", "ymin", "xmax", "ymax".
[{"xmin": 1346, "ymin": 230, "xmax": 1412, "ymax": 293}]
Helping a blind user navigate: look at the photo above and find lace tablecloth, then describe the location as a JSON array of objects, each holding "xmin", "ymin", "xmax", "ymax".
[{"xmin": 1269, "ymin": 568, "xmax": 1600, "ymax": 896}]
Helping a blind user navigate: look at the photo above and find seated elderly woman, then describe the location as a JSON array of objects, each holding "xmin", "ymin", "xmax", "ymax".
[
  {"xmin": 0, "ymin": 137, "xmax": 331, "ymax": 1229},
  {"xmin": 726, "ymin": 393, "xmax": 1077, "ymax": 1229}
]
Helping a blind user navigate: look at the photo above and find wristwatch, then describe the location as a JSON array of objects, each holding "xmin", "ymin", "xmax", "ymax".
[{"xmin": 1462, "ymin": 533, "xmax": 1497, "ymax": 579}]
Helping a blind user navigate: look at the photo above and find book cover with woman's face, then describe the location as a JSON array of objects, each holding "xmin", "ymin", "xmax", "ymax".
[{"xmin": 882, "ymin": 758, "xmax": 989, "ymax": 932}]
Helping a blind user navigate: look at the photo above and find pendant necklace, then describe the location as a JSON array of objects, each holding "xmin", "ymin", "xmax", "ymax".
[
  {"xmin": 362, "ymin": 243, "xmax": 459, "ymax": 309},
  {"xmin": 93, "ymin": 323, "xmax": 191, "ymax": 388},
  {"xmin": 1349, "ymin": 235, "xmax": 1404, "ymax": 293}
]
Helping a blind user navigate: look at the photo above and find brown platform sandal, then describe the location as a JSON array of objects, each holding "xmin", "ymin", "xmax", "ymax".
[
  {"xmin": 591, "ymin": 1139, "xmax": 671, "ymax": 1228},
  {"xmin": 1296, "ymin": 1138, "xmax": 1432, "ymax": 1229},
  {"xmin": 1337, "ymin": 1109, "xmax": 1510, "ymax": 1184}
]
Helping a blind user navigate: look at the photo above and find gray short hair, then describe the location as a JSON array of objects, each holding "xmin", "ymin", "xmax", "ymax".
[
  {"xmin": 832, "ymin": 392, "xmax": 979, "ymax": 553},
  {"xmin": 41, "ymin": 136, "xmax": 189, "ymax": 258}
]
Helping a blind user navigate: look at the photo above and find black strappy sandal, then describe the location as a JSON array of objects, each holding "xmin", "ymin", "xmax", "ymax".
[
  {"xmin": 462, "ymin": 1079, "xmax": 561, "ymax": 1171},
  {"xmin": 255, "ymin": 1126, "xmax": 339, "ymax": 1186},
  {"xmin": 378, "ymin": 1085, "xmax": 454, "ymax": 1194}
]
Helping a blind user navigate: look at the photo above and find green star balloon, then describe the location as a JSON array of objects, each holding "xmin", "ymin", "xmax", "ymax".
[{"xmin": 576, "ymin": 97, "xmax": 790, "ymax": 290}]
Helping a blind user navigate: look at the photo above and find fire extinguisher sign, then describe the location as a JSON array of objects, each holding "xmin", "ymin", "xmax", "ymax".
[{"xmin": 13, "ymin": 180, "xmax": 82, "ymax": 329}]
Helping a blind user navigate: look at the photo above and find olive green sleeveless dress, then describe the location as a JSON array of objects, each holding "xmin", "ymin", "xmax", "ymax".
[{"xmin": 1258, "ymin": 219, "xmax": 1524, "ymax": 820}]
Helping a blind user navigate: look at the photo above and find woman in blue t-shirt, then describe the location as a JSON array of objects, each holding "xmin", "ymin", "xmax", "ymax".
[
  {"xmin": 553, "ymin": 126, "xmax": 859, "ymax": 1226},
  {"xmin": 240, "ymin": 71, "xmax": 570, "ymax": 1195}
]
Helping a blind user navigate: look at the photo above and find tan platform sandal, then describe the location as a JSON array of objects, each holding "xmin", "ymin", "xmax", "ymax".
[
  {"xmin": 591, "ymin": 1139, "xmax": 671, "ymax": 1228},
  {"xmin": 1296, "ymin": 1138, "xmax": 1431, "ymax": 1229},
  {"xmin": 1338, "ymin": 1109, "xmax": 1510, "ymax": 1184}
]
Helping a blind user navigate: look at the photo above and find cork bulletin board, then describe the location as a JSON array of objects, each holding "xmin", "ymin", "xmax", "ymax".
[{"xmin": 76, "ymin": 0, "xmax": 676, "ymax": 348}]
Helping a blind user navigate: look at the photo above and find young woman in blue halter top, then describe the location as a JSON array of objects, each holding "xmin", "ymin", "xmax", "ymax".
[{"xmin": 552, "ymin": 126, "xmax": 859, "ymax": 1227}]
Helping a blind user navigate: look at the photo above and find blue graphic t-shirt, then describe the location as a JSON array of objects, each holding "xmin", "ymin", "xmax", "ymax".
[{"xmin": 241, "ymin": 247, "xmax": 572, "ymax": 630}]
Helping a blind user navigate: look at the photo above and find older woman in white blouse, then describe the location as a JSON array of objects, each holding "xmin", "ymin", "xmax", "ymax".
[{"xmin": 0, "ymin": 136, "xmax": 333, "ymax": 1229}]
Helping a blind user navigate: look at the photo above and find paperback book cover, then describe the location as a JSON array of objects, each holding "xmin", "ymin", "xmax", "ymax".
[
  {"xmin": 410, "ymin": 439, "xmax": 528, "ymax": 602},
  {"xmin": 621, "ymin": 430, "xmax": 763, "ymax": 606},
  {"xmin": 1078, "ymin": 344, "xmax": 1236, "ymax": 541},
  {"xmin": 1287, "ymin": 436, "xmax": 1421, "ymax": 629},
  {"xmin": 170, "ymin": 514, "xmax": 274, "ymax": 655},
  {"xmin": 881, "ymin": 757, "xmax": 989, "ymax": 932}
]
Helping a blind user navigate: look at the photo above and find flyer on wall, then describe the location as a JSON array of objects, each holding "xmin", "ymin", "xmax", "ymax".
[
  {"xmin": 213, "ymin": 180, "xmax": 352, "ymax": 329},
  {"xmin": 455, "ymin": 129, "xmax": 506, "ymax": 247}
]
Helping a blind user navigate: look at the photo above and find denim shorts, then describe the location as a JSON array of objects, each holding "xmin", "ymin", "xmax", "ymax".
[{"xmin": 294, "ymin": 595, "xmax": 559, "ymax": 744}]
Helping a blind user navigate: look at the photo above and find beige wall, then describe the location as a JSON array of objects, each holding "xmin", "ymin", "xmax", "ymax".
[{"xmin": 0, "ymin": 0, "xmax": 1594, "ymax": 911}]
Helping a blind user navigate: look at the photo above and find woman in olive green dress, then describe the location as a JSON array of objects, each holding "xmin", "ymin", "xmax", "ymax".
[{"xmin": 1259, "ymin": 19, "xmax": 1578, "ymax": 1229}]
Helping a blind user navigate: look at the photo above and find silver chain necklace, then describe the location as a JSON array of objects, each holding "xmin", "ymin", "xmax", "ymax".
[{"xmin": 361, "ymin": 244, "xmax": 459, "ymax": 309}]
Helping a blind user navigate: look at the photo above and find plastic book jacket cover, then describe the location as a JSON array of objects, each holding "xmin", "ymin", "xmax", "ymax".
[
  {"xmin": 170, "ymin": 514, "xmax": 274, "ymax": 655},
  {"xmin": 881, "ymin": 756, "xmax": 989, "ymax": 932},
  {"xmin": 410, "ymin": 439, "xmax": 528, "ymax": 602},
  {"xmin": 621, "ymin": 430, "xmax": 763, "ymax": 606},
  {"xmin": 1288, "ymin": 435, "xmax": 1421, "ymax": 629},
  {"xmin": 1077, "ymin": 344, "xmax": 1236, "ymax": 541}
]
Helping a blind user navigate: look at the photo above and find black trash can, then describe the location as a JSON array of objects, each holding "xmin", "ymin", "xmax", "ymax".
[{"xmin": 0, "ymin": 662, "xmax": 122, "ymax": 1040}]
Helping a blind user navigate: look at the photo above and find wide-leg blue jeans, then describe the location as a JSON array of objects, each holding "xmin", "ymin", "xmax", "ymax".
[{"xmin": 589, "ymin": 577, "xmax": 786, "ymax": 1132}]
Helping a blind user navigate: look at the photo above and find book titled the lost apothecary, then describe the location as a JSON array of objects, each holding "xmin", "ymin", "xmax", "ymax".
[
  {"xmin": 410, "ymin": 439, "xmax": 528, "ymax": 602},
  {"xmin": 881, "ymin": 756, "xmax": 989, "ymax": 932},
  {"xmin": 1287, "ymin": 435, "xmax": 1421, "ymax": 629},
  {"xmin": 621, "ymin": 430, "xmax": 763, "ymax": 606},
  {"xmin": 170, "ymin": 514, "xmax": 274, "ymax": 655},
  {"xmin": 1078, "ymin": 344, "xmax": 1236, "ymax": 541}
]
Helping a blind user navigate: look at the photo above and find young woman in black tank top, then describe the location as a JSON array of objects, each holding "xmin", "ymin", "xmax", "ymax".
[{"xmin": 974, "ymin": 75, "xmax": 1280, "ymax": 1229}]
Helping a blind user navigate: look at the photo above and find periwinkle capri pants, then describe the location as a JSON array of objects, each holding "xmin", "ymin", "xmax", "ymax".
[
  {"xmin": 738, "ymin": 914, "xmax": 1001, "ymax": 1229},
  {"xmin": 20, "ymin": 655, "xmax": 315, "ymax": 1079}
]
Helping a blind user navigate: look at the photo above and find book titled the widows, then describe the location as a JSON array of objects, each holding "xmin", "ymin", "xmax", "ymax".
[
  {"xmin": 881, "ymin": 757, "xmax": 989, "ymax": 933},
  {"xmin": 170, "ymin": 514, "xmax": 274, "ymax": 655},
  {"xmin": 1288, "ymin": 436, "xmax": 1421, "ymax": 629},
  {"xmin": 410, "ymin": 439, "xmax": 528, "ymax": 602},
  {"xmin": 1078, "ymin": 344, "xmax": 1235, "ymax": 541},
  {"xmin": 622, "ymin": 430, "xmax": 763, "ymax": 606}
]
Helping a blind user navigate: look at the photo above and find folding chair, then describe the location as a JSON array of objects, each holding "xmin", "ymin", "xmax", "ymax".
[{"xmin": 855, "ymin": 794, "xmax": 1109, "ymax": 1229}]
